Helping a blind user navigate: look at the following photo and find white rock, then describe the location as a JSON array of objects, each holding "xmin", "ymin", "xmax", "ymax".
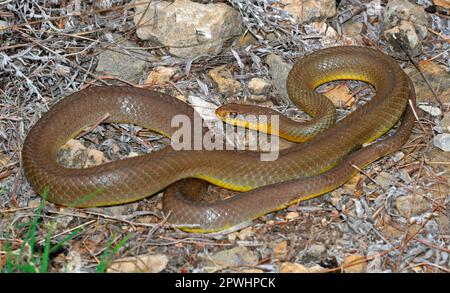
[
  {"xmin": 433, "ymin": 133, "xmax": 450, "ymax": 152},
  {"xmin": 418, "ymin": 104, "xmax": 442, "ymax": 117}
]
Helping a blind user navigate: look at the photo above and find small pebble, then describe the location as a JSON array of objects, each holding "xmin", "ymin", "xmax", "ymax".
[
  {"xmin": 273, "ymin": 241, "xmax": 288, "ymax": 260},
  {"xmin": 145, "ymin": 66, "xmax": 177, "ymax": 85},
  {"xmin": 208, "ymin": 66, "xmax": 242, "ymax": 95},
  {"xmin": 248, "ymin": 95, "xmax": 270, "ymax": 103},
  {"xmin": 440, "ymin": 112, "xmax": 450, "ymax": 132},
  {"xmin": 285, "ymin": 211, "xmax": 299, "ymax": 220},
  {"xmin": 237, "ymin": 227, "xmax": 254, "ymax": 240},
  {"xmin": 396, "ymin": 194, "xmax": 431, "ymax": 217},
  {"xmin": 374, "ymin": 171, "xmax": 395, "ymax": 190},
  {"xmin": 418, "ymin": 104, "xmax": 442, "ymax": 117},
  {"xmin": 248, "ymin": 77, "xmax": 271, "ymax": 95},
  {"xmin": 279, "ymin": 263, "xmax": 325, "ymax": 273},
  {"xmin": 433, "ymin": 133, "xmax": 450, "ymax": 152}
]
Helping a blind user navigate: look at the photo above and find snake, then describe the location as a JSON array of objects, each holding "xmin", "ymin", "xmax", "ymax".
[{"xmin": 22, "ymin": 46, "xmax": 415, "ymax": 233}]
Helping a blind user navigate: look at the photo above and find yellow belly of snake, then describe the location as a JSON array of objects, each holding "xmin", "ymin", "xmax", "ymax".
[{"xmin": 22, "ymin": 46, "xmax": 415, "ymax": 233}]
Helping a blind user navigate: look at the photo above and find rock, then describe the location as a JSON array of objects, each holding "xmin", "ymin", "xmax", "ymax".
[
  {"xmin": 85, "ymin": 149, "xmax": 109, "ymax": 167},
  {"xmin": 433, "ymin": 0, "xmax": 450, "ymax": 9},
  {"xmin": 285, "ymin": 211, "xmax": 299, "ymax": 220},
  {"xmin": 273, "ymin": 241, "xmax": 288, "ymax": 260},
  {"xmin": 248, "ymin": 78, "xmax": 271, "ymax": 95},
  {"xmin": 280, "ymin": 0, "xmax": 336, "ymax": 24},
  {"xmin": 343, "ymin": 254, "xmax": 367, "ymax": 273},
  {"xmin": 374, "ymin": 171, "xmax": 395, "ymax": 190},
  {"xmin": 405, "ymin": 62, "xmax": 450, "ymax": 104},
  {"xmin": 298, "ymin": 243, "xmax": 326, "ymax": 263},
  {"xmin": 392, "ymin": 151, "xmax": 405, "ymax": 163},
  {"xmin": 133, "ymin": 0, "xmax": 242, "ymax": 58},
  {"xmin": 395, "ymin": 194, "xmax": 431, "ymax": 217},
  {"xmin": 441, "ymin": 112, "xmax": 450, "ymax": 132},
  {"xmin": 383, "ymin": 0, "xmax": 428, "ymax": 58},
  {"xmin": 366, "ymin": 0, "xmax": 384, "ymax": 17},
  {"xmin": 203, "ymin": 246, "xmax": 258, "ymax": 268},
  {"xmin": 418, "ymin": 104, "xmax": 442, "ymax": 117},
  {"xmin": 95, "ymin": 38, "xmax": 152, "ymax": 83},
  {"xmin": 307, "ymin": 244, "xmax": 326, "ymax": 260},
  {"xmin": 280, "ymin": 262, "xmax": 325, "ymax": 273},
  {"xmin": 248, "ymin": 95, "xmax": 271, "ymax": 103},
  {"xmin": 433, "ymin": 133, "xmax": 450, "ymax": 152},
  {"xmin": 208, "ymin": 65, "xmax": 242, "ymax": 96},
  {"xmin": 107, "ymin": 254, "xmax": 168, "ymax": 273},
  {"xmin": 225, "ymin": 227, "xmax": 254, "ymax": 242},
  {"xmin": 237, "ymin": 226, "xmax": 254, "ymax": 240},
  {"xmin": 58, "ymin": 139, "xmax": 109, "ymax": 169},
  {"xmin": 323, "ymin": 84, "xmax": 354, "ymax": 107},
  {"xmin": 145, "ymin": 66, "xmax": 178, "ymax": 85},
  {"xmin": 343, "ymin": 20, "xmax": 363, "ymax": 37},
  {"xmin": 58, "ymin": 139, "xmax": 88, "ymax": 168},
  {"xmin": 265, "ymin": 54, "xmax": 292, "ymax": 104}
]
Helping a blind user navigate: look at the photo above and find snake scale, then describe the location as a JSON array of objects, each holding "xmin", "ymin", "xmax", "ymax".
[{"xmin": 22, "ymin": 46, "xmax": 416, "ymax": 232}]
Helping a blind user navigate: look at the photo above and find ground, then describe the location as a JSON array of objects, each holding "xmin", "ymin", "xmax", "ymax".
[{"xmin": 0, "ymin": 0, "xmax": 449, "ymax": 273}]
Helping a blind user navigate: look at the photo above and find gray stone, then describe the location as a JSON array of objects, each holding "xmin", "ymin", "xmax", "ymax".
[
  {"xmin": 95, "ymin": 38, "xmax": 154, "ymax": 83},
  {"xmin": 298, "ymin": 244, "xmax": 327, "ymax": 263},
  {"xmin": 374, "ymin": 171, "xmax": 395, "ymax": 189},
  {"xmin": 433, "ymin": 133, "xmax": 450, "ymax": 152},
  {"xmin": 133, "ymin": 0, "xmax": 242, "ymax": 58},
  {"xmin": 440, "ymin": 112, "xmax": 450, "ymax": 132},
  {"xmin": 418, "ymin": 104, "xmax": 442, "ymax": 117},
  {"xmin": 265, "ymin": 54, "xmax": 293, "ymax": 105},
  {"xmin": 383, "ymin": 0, "xmax": 428, "ymax": 58}
]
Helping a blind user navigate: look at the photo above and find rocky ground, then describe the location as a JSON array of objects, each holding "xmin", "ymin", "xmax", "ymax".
[{"xmin": 0, "ymin": 0, "xmax": 449, "ymax": 273}]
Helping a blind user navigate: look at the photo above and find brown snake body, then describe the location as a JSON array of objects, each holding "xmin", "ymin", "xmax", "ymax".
[{"xmin": 22, "ymin": 46, "xmax": 415, "ymax": 232}]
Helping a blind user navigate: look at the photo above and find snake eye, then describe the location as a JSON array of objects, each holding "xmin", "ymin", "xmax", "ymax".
[{"xmin": 228, "ymin": 111, "xmax": 238, "ymax": 118}]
